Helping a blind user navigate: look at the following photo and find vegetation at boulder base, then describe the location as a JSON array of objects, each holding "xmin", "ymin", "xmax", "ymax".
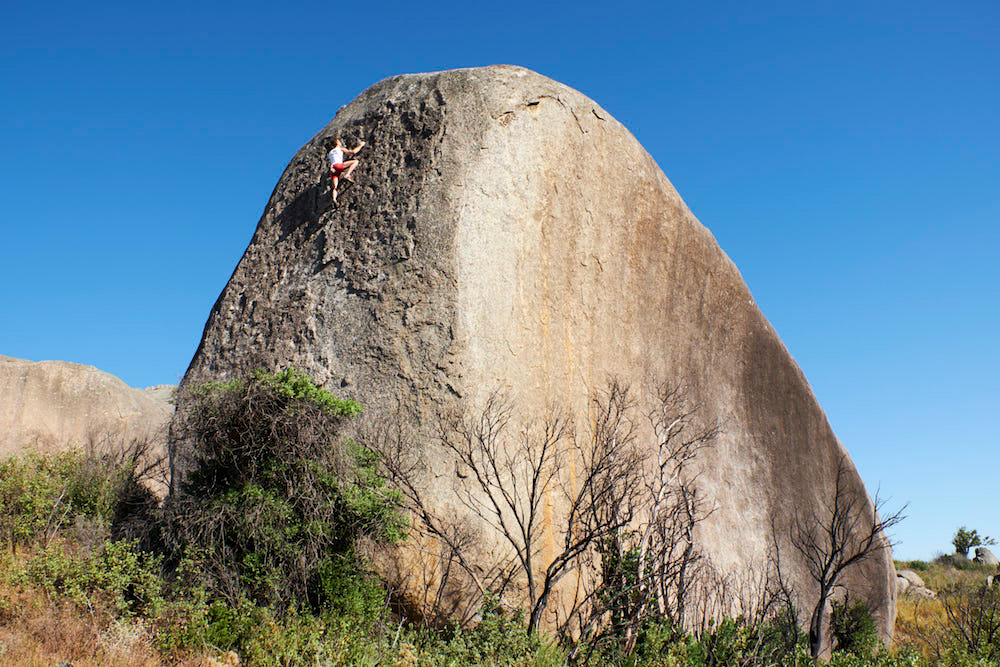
[
  {"xmin": 0, "ymin": 368, "xmax": 997, "ymax": 665},
  {"xmin": 163, "ymin": 368, "xmax": 406, "ymax": 613}
]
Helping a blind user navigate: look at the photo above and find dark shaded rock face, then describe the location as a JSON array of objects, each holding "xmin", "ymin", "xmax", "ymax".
[{"xmin": 175, "ymin": 66, "xmax": 894, "ymax": 641}]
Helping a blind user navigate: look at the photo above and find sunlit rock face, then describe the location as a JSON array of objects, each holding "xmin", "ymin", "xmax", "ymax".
[{"xmin": 0, "ymin": 355, "xmax": 173, "ymax": 463}]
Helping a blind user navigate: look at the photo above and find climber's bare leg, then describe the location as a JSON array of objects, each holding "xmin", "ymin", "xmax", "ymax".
[
  {"xmin": 341, "ymin": 159, "xmax": 359, "ymax": 181},
  {"xmin": 330, "ymin": 169, "xmax": 340, "ymax": 203}
]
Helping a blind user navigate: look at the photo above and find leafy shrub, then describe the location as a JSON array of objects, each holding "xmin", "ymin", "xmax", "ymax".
[
  {"xmin": 154, "ymin": 593, "xmax": 336, "ymax": 666},
  {"xmin": 163, "ymin": 368, "xmax": 406, "ymax": 612},
  {"xmin": 0, "ymin": 442, "xmax": 162, "ymax": 554},
  {"xmin": 826, "ymin": 647, "xmax": 929, "ymax": 667},
  {"xmin": 15, "ymin": 539, "xmax": 163, "ymax": 616},
  {"xmin": 0, "ymin": 452, "xmax": 108, "ymax": 551},
  {"xmin": 399, "ymin": 596, "xmax": 563, "ymax": 667},
  {"xmin": 684, "ymin": 617, "xmax": 755, "ymax": 667},
  {"xmin": 830, "ymin": 599, "xmax": 879, "ymax": 659},
  {"xmin": 97, "ymin": 538, "xmax": 166, "ymax": 616},
  {"xmin": 674, "ymin": 612, "xmax": 805, "ymax": 667}
]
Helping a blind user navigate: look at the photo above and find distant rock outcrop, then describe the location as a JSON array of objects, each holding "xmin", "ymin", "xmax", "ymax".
[
  {"xmin": 974, "ymin": 547, "xmax": 1000, "ymax": 566},
  {"xmin": 174, "ymin": 66, "xmax": 895, "ymax": 642},
  {"xmin": 0, "ymin": 355, "xmax": 174, "ymax": 459}
]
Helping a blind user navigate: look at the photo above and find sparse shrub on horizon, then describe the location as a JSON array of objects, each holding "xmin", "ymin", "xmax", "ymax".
[
  {"xmin": 897, "ymin": 560, "xmax": 931, "ymax": 573},
  {"xmin": 952, "ymin": 526, "xmax": 996, "ymax": 558},
  {"xmin": 935, "ymin": 553, "xmax": 988, "ymax": 572}
]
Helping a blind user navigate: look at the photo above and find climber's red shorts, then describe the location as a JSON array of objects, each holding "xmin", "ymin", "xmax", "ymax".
[{"xmin": 331, "ymin": 163, "xmax": 347, "ymax": 178}]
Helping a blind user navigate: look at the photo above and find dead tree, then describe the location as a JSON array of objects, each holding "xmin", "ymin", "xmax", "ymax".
[
  {"xmin": 364, "ymin": 410, "xmax": 518, "ymax": 625},
  {"xmin": 372, "ymin": 381, "xmax": 720, "ymax": 645},
  {"xmin": 785, "ymin": 456, "xmax": 905, "ymax": 658},
  {"xmin": 636, "ymin": 384, "xmax": 719, "ymax": 630},
  {"xmin": 562, "ymin": 383, "xmax": 719, "ymax": 658},
  {"xmin": 443, "ymin": 385, "xmax": 644, "ymax": 633}
]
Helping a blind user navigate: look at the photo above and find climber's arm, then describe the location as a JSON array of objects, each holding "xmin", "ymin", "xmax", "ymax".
[{"xmin": 347, "ymin": 140, "xmax": 367, "ymax": 155}]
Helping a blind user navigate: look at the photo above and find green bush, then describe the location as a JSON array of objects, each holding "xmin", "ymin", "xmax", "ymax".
[
  {"xmin": 0, "ymin": 443, "xmax": 161, "ymax": 554},
  {"xmin": 830, "ymin": 599, "xmax": 880, "ymax": 659},
  {"xmin": 164, "ymin": 368, "xmax": 406, "ymax": 613},
  {"xmin": 390, "ymin": 596, "xmax": 563, "ymax": 667},
  {"xmin": 826, "ymin": 647, "xmax": 929, "ymax": 667},
  {"xmin": 14, "ymin": 538, "xmax": 163, "ymax": 616},
  {"xmin": 154, "ymin": 593, "xmax": 338, "ymax": 666},
  {"xmin": 97, "ymin": 538, "xmax": 165, "ymax": 615},
  {"xmin": 0, "ymin": 452, "xmax": 104, "ymax": 551},
  {"xmin": 674, "ymin": 614, "xmax": 805, "ymax": 667}
]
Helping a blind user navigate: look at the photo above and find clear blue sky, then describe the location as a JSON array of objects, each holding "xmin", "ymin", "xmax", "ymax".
[{"xmin": 2, "ymin": 0, "xmax": 996, "ymax": 560}]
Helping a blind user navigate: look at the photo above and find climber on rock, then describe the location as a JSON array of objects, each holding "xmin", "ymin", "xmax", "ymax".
[{"xmin": 326, "ymin": 137, "xmax": 366, "ymax": 203}]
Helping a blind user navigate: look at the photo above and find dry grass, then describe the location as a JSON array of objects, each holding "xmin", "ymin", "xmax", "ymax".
[
  {"xmin": 923, "ymin": 564, "xmax": 996, "ymax": 592},
  {"xmin": 896, "ymin": 558, "xmax": 998, "ymax": 591},
  {"xmin": 0, "ymin": 583, "xmax": 156, "ymax": 666},
  {"xmin": 894, "ymin": 558, "xmax": 1000, "ymax": 657},
  {"xmin": 895, "ymin": 595, "xmax": 946, "ymax": 655},
  {"xmin": 0, "ymin": 582, "xmax": 217, "ymax": 667}
]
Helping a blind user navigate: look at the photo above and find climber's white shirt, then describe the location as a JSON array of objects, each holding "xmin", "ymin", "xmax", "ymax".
[{"xmin": 329, "ymin": 147, "xmax": 345, "ymax": 165}]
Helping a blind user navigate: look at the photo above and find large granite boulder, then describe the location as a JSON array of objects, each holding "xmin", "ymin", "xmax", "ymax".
[
  {"xmin": 0, "ymin": 355, "xmax": 174, "ymax": 462},
  {"xmin": 174, "ymin": 65, "xmax": 895, "ymax": 641}
]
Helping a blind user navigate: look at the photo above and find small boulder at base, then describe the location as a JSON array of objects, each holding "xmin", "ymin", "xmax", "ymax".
[
  {"xmin": 897, "ymin": 572, "xmax": 937, "ymax": 599},
  {"xmin": 974, "ymin": 547, "xmax": 1000, "ymax": 566}
]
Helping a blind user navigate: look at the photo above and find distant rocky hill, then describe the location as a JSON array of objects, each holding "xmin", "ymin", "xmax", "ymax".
[
  {"xmin": 174, "ymin": 65, "xmax": 896, "ymax": 645},
  {"xmin": 0, "ymin": 355, "xmax": 174, "ymax": 459}
]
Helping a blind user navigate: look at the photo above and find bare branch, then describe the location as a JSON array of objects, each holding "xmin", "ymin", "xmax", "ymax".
[{"xmin": 784, "ymin": 455, "xmax": 906, "ymax": 658}]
